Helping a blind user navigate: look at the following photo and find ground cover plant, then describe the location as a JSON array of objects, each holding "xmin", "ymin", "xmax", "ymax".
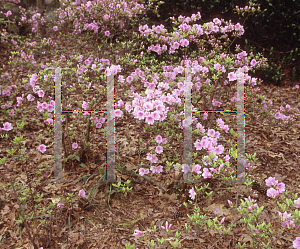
[{"xmin": 0, "ymin": 0, "xmax": 300, "ymax": 248}]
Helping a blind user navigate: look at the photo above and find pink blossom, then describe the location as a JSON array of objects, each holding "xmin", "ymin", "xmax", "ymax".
[
  {"xmin": 180, "ymin": 39, "xmax": 189, "ymax": 47},
  {"xmin": 294, "ymin": 198, "xmax": 300, "ymax": 208},
  {"xmin": 267, "ymin": 188, "xmax": 279, "ymax": 198},
  {"xmin": 189, "ymin": 187, "xmax": 196, "ymax": 200},
  {"xmin": 133, "ymin": 229, "xmax": 143, "ymax": 237},
  {"xmin": 145, "ymin": 113, "xmax": 155, "ymax": 125},
  {"xmin": 182, "ymin": 116, "xmax": 193, "ymax": 127},
  {"xmin": 37, "ymin": 144, "xmax": 46, "ymax": 153},
  {"xmin": 143, "ymin": 101, "xmax": 153, "ymax": 111},
  {"xmin": 46, "ymin": 104, "xmax": 54, "ymax": 112},
  {"xmin": 57, "ymin": 203, "xmax": 64, "ymax": 209},
  {"xmin": 182, "ymin": 164, "xmax": 190, "ymax": 174},
  {"xmin": 37, "ymin": 102, "xmax": 44, "ymax": 112},
  {"xmin": 72, "ymin": 143, "xmax": 78, "ymax": 149},
  {"xmin": 215, "ymin": 145, "xmax": 224, "ymax": 155},
  {"xmin": 2, "ymin": 122, "xmax": 13, "ymax": 131},
  {"xmin": 161, "ymin": 221, "xmax": 172, "ymax": 231},
  {"xmin": 30, "ymin": 74, "xmax": 38, "ymax": 87},
  {"xmin": 105, "ymin": 67, "xmax": 111, "ymax": 76},
  {"xmin": 194, "ymin": 140, "xmax": 203, "ymax": 150},
  {"xmin": 155, "ymin": 135, "xmax": 163, "ymax": 144},
  {"xmin": 278, "ymin": 211, "xmax": 293, "ymax": 221},
  {"xmin": 117, "ymin": 100, "xmax": 124, "ymax": 107},
  {"xmin": 139, "ymin": 168, "xmax": 149, "ymax": 176},
  {"xmin": 154, "ymin": 26, "xmax": 161, "ymax": 33},
  {"xmin": 172, "ymin": 42, "xmax": 179, "ymax": 50},
  {"xmin": 104, "ymin": 31, "xmax": 110, "ymax": 36},
  {"xmin": 207, "ymin": 129, "xmax": 215, "ymax": 137},
  {"xmin": 44, "ymin": 118, "xmax": 53, "ymax": 125},
  {"xmin": 275, "ymin": 112, "xmax": 282, "ymax": 119},
  {"xmin": 82, "ymin": 101, "xmax": 88, "ymax": 110},
  {"xmin": 277, "ymin": 182, "xmax": 285, "ymax": 193},
  {"xmin": 42, "ymin": 102, "xmax": 48, "ymax": 109},
  {"xmin": 79, "ymin": 189, "xmax": 85, "ymax": 198},
  {"xmin": 282, "ymin": 220, "xmax": 295, "ymax": 229},
  {"xmin": 155, "ymin": 146, "xmax": 163, "ymax": 154},
  {"xmin": 192, "ymin": 164, "xmax": 201, "ymax": 174},
  {"xmin": 228, "ymin": 72, "xmax": 237, "ymax": 81},
  {"xmin": 218, "ymin": 164, "xmax": 224, "ymax": 172},
  {"xmin": 126, "ymin": 75, "xmax": 133, "ymax": 83},
  {"xmin": 27, "ymin": 94, "xmax": 34, "ymax": 101},
  {"xmin": 228, "ymin": 200, "xmax": 233, "ymax": 206},
  {"xmin": 114, "ymin": 109, "xmax": 123, "ymax": 117},
  {"xmin": 150, "ymin": 165, "xmax": 163, "ymax": 174},
  {"xmin": 53, "ymin": 26, "xmax": 58, "ymax": 31},
  {"xmin": 265, "ymin": 177, "xmax": 278, "ymax": 186},
  {"xmin": 202, "ymin": 168, "xmax": 212, "ymax": 178},
  {"xmin": 293, "ymin": 237, "xmax": 300, "ymax": 249}
]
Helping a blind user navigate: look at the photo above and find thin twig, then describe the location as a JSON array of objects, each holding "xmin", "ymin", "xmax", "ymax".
[{"xmin": 207, "ymin": 236, "xmax": 222, "ymax": 249}]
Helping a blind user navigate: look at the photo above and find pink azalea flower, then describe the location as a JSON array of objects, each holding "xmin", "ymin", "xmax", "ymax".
[
  {"xmin": 267, "ymin": 188, "xmax": 279, "ymax": 198},
  {"xmin": 126, "ymin": 75, "xmax": 133, "ymax": 83},
  {"xmin": 82, "ymin": 101, "xmax": 89, "ymax": 110},
  {"xmin": 79, "ymin": 189, "xmax": 85, "ymax": 198},
  {"xmin": 294, "ymin": 198, "xmax": 300, "ymax": 208},
  {"xmin": 182, "ymin": 164, "xmax": 190, "ymax": 174},
  {"xmin": 202, "ymin": 168, "xmax": 212, "ymax": 178},
  {"xmin": 37, "ymin": 90, "xmax": 44, "ymax": 98},
  {"xmin": 161, "ymin": 138, "xmax": 167, "ymax": 145},
  {"xmin": 228, "ymin": 72, "xmax": 237, "ymax": 81},
  {"xmin": 155, "ymin": 146, "xmax": 163, "ymax": 154},
  {"xmin": 2, "ymin": 122, "xmax": 13, "ymax": 131},
  {"xmin": 192, "ymin": 164, "xmax": 201, "ymax": 175},
  {"xmin": 207, "ymin": 129, "xmax": 215, "ymax": 137},
  {"xmin": 277, "ymin": 182, "xmax": 285, "ymax": 193},
  {"xmin": 278, "ymin": 211, "xmax": 293, "ymax": 221},
  {"xmin": 139, "ymin": 168, "xmax": 149, "ymax": 176},
  {"xmin": 293, "ymin": 237, "xmax": 300, "ymax": 249},
  {"xmin": 46, "ymin": 104, "xmax": 54, "ymax": 112},
  {"xmin": 182, "ymin": 116, "xmax": 193, "ymax": 128},
  {"xmin": 133, "ymin": 229, "xmax": 143, "ymax": 237},
  {"xmin": 72, "ymin": 142, "xmax": 78, "ymax": 149},
  {"xmin": 145, "ymin": 113, "xmax": 155, "ymax": 125},
  {"xmin": 37, "ymin": 144, "xmax": 46, "ymax": 153},
  {"xmin": 189, "ymin": 187, "xmax": 196, "ymax": 200},
  {"xmin": 202, "ymin": 112, "xmax": 208, "ymax": 120},
  {"xmin": 265, "ymin": 177, "xmax": 278, "ymax": 186},
  {"xmin": 161, "ymin": 221, "xmax": 172, "ymax": 231},
  {"xmin": 194, "ymin": 140, "xmax": 203, "ymax": 150},
  {"xmin": 150, "ymin": 165, "xmax": 163, "ymax": 174},
  {"xmin": 57, "ymin": 203, "xmax": 64, "ymax": 209},
  {"xmin": 114, "ymin": 109, "xmax": 123, "ymax": 117},
  {"xmin": 155, "ymin": 135, "xmax": 163, "ymax": 144}
]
